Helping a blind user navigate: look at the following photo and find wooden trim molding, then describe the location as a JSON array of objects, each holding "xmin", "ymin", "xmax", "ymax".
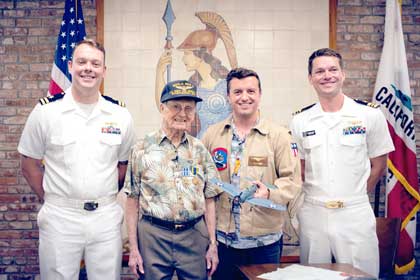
[
  {"xmin": 96, "ymin": 0, "xmax": 104, "ymax": 46},
  {"xmin": 329, "ymin": 0, "xmax": 338, "ymax": 49},
  {"xmin": 96, "ymin": 0, "xmax": 104, "ymax": 93}
]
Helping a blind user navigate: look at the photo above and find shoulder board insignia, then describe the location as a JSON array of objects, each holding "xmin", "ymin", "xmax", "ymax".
[
  {"xmin": 38, "ymin": 93, "xmax": 65, "ymax": 105},
  {"xmin": 102, "ymin": 95, "xmax": 126, "ymax": 107},
  {"xmin": 353, "ymin": 99, "xmax": 379, "ymax": 108},
  {"xmin": 293, "ymin": 103, "xmax": 316, "ymax": 115}
]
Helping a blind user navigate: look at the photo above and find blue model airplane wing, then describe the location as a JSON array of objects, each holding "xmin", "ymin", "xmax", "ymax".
[
  {"xmin": 247, "ymin": 197, "xmax": 287, "ymax": 211},
  {"xmin": 209, "ymin": 178, "xmax": 240, "ymax": 198},
  {"xmin": 242, "ymin": 176, "xmax": 278, "ymax": 190},
  {"xmin": 239, "ymin": 184, "xmax": 257, "ymax": 202}
]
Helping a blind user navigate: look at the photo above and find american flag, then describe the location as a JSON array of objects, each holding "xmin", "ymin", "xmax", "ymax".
[{"xmin": 48, "ymin": 0, "xmax": 86, "ymax": 95}]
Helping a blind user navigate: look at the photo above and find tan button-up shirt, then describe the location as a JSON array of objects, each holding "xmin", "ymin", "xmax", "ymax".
[{"xmin": 202, "ymin": 116, "xmax": 301, "ymax": 237}]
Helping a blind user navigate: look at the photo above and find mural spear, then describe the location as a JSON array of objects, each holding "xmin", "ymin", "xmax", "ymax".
[{"xmin": 162, "ymin": 0, "xmax": 175, "ymax": 82}]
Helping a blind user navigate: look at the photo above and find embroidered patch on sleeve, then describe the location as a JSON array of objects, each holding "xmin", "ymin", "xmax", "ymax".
[
  {"xmin": 212, "ymin": 147, "xmax": 228, "ymax": 171},
  {"xmin": 291, "ymin": 143, "xmax": 298, "ymax": 157}
]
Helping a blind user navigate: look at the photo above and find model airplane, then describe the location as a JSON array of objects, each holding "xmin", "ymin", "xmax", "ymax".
[{"xmin": 210, "ymin": 178, "xmax": 286, "ymax": 211}]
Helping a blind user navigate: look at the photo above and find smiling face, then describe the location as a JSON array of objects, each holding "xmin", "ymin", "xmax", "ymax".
[
  {"xmin": 160, "ymin": 99, "xmax": 196, "ymax": 132},
  {"xmin": 68, "ymin": 43, "xmax": 106, "ymax": 99},
  {"xmin": 309, "ymin": 56, "xmax": 345, "ymax": 99},
  {"xmin": 227, "ymin": 76, "xmax": 261, "ymax": 120}
]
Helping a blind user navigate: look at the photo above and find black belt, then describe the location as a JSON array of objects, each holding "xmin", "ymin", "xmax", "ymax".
[{"xmin": 143, "ymin": 215, "xmax": 203, "ymax": 232}]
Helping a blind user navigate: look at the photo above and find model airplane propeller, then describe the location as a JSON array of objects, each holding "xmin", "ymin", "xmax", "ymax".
[{"xmin": 210, "ymin": 178, "xmax": 286, "ymax": 211}]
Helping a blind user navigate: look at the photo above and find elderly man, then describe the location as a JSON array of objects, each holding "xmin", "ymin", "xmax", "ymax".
[
  {"xmin": 124, "ymin": 80, "xmax": 222, "ymax": 280},
  {"xmin": 290, "ymin": 48, "xmax": 394, "ymax": 277},
  {"xmin": 202, "ymin": 68, "xmax": 301, "ymax": 279},
  {"xmin": 18, "ymin": 39, "xmax": 135, "ymax": 279}
]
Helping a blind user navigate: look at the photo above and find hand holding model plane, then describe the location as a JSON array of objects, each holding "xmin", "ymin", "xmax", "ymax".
[{"xmin": 210, "ymin": 178, "xmax": 286, "ymax": 211}]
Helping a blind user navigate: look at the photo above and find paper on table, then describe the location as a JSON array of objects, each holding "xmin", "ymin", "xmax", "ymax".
[{"xmin": 257, "ymin": 264, "xmax": 350, "ymax": 280}]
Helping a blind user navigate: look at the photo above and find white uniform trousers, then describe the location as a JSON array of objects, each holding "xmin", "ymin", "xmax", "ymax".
[
  {"xmin": 37, "ymin": 201, "xmax": 123, "ymax": 280},
  {"xmin": 298, "ymin": 198, "xmax": 379, "ymax": 278}
]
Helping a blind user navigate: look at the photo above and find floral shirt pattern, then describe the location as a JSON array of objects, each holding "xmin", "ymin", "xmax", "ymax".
[{"xmin": 123, "ymin": 129, "xmax": 222, "ymax": 222}]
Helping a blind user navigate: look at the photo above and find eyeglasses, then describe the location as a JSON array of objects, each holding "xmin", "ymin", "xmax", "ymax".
[{"xmin": 165, "ymin": 101, "xmax": 196, "ymax": 115}]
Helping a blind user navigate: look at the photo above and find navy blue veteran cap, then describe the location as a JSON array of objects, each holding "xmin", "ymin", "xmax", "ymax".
[{"xmin": 160, "ymin": 80, "xmax": 202, "ymax": 103}]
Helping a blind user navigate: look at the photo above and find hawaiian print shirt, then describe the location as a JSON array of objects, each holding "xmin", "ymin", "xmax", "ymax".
[{"xmin": 123, "ymin": 129, "xmax": 222, "ymax": 222}]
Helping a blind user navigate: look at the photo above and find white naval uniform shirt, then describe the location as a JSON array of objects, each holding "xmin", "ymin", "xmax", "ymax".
[
  {"xmin": 290, "ymin": 95, "xmax": 394, "ymax": 199},
  {"xmin": 18, "ymin": 89, "xmax": 136, "ymax": 200}
]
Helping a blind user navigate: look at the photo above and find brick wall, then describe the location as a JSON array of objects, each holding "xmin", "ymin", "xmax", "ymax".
[
  {"xmin": 0, "ymin": 0, "xmax": 419, "ymax": 279},
  {"xmin": 0, "ymin": 0, "xmax": 96, "ymax": 278}
]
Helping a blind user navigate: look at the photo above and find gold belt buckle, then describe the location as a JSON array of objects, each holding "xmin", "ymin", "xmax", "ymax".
[{"xmin": 325, "ymin": 200, "xmax": 344, "ymax": 209}]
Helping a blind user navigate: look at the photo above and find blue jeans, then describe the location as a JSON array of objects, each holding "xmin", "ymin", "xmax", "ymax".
[{"xmin": 212, "ymin": 236, "xmax": 283, "ymax": 280}]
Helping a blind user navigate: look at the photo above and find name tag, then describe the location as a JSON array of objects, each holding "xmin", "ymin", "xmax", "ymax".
[
  {"xmin": 303, "ymin": 130, "xmax": 316, "ymax": 137},
  {"xmin": 248, "ymin": 156, "xmax": 268, "ymax": 167}
]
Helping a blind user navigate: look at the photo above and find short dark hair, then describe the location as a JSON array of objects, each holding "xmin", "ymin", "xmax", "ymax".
[
  {"xmin": 72, "ymin": 38, "xmax": 106, "ymax": 62},
  {"xmin": 226, "ymin": 67, "xmax": 261, "ymax": 93},
  {"xmin": 308, "ymin": 48, "xmax": 343, "ymax": 75}
]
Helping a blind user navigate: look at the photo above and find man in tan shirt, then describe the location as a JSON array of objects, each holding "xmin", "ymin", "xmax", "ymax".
[{"xmin": 202, "ymin": 67, "xmax": 301, "ymax": 279}]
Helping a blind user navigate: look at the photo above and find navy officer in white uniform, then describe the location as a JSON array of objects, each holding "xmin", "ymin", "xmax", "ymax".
[
  {"xmin": 18, "ymin": 39, "xmax": 135, "ymax": 280},
  {"xmin": 290, "ymin": 48, "xmax": 394, "ymax": 278}
]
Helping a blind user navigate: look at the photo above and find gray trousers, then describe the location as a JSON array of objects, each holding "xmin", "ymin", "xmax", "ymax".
[{"xmin": 138, "ymin": 217, "xmax": 209, "ymax": 280}]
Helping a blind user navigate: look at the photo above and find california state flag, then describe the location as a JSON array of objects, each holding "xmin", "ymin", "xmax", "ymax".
[{"xmin": 373, "ymin": 0, "xmax": 420, "ymax": 274}]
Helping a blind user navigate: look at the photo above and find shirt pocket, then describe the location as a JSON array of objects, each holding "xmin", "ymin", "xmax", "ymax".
[
  {"xmin": 180, "ymin": 163, "xmax": 205, "ymax": 191},
  {"xmin": 340, "ymin": 134, "xmax": 365, "ymax": 147},
  {"xmin": 245, "ymin": 158, "xmax": 270, "ymax": 183},
  {"xmin": 301, "ymin": 135, "xmax": 323, "ymax": 176},
  {"xmin": 194, "ymin": 164, "xmax": 205, "ymax": 184},
  {"xmin": 339, "ymin": 134, "xmax": 367, "ymax": 172},
  {"xmin": 98, "ymin": 134, "xmax": 121, "ymax": 162},
  {"xmin": 50, "ymin": 135, "xmax": 77, "ymax": 167},
  {"xmin": 302, "ymin": 135, "xmax": 322, "ymax": 150}
]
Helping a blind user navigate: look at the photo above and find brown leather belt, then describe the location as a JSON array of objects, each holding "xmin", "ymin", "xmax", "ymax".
[{"xmin": 143, "ymin": 215, "xmax": 203, "ymax": 231}]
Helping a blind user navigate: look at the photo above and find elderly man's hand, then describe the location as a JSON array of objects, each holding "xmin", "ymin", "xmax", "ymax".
[
  {"xmin": 206, "ymin": 243, "xmax": 219, "ymax": 276},
  {"xmin": 128, "ymin": 249, "xmax": 144, "ymax": 277}
]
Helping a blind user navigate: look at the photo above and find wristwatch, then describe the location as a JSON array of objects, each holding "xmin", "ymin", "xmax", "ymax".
[{"xmin": 209, "ymin": 239, "xmax": 218, "ymax": 246}]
